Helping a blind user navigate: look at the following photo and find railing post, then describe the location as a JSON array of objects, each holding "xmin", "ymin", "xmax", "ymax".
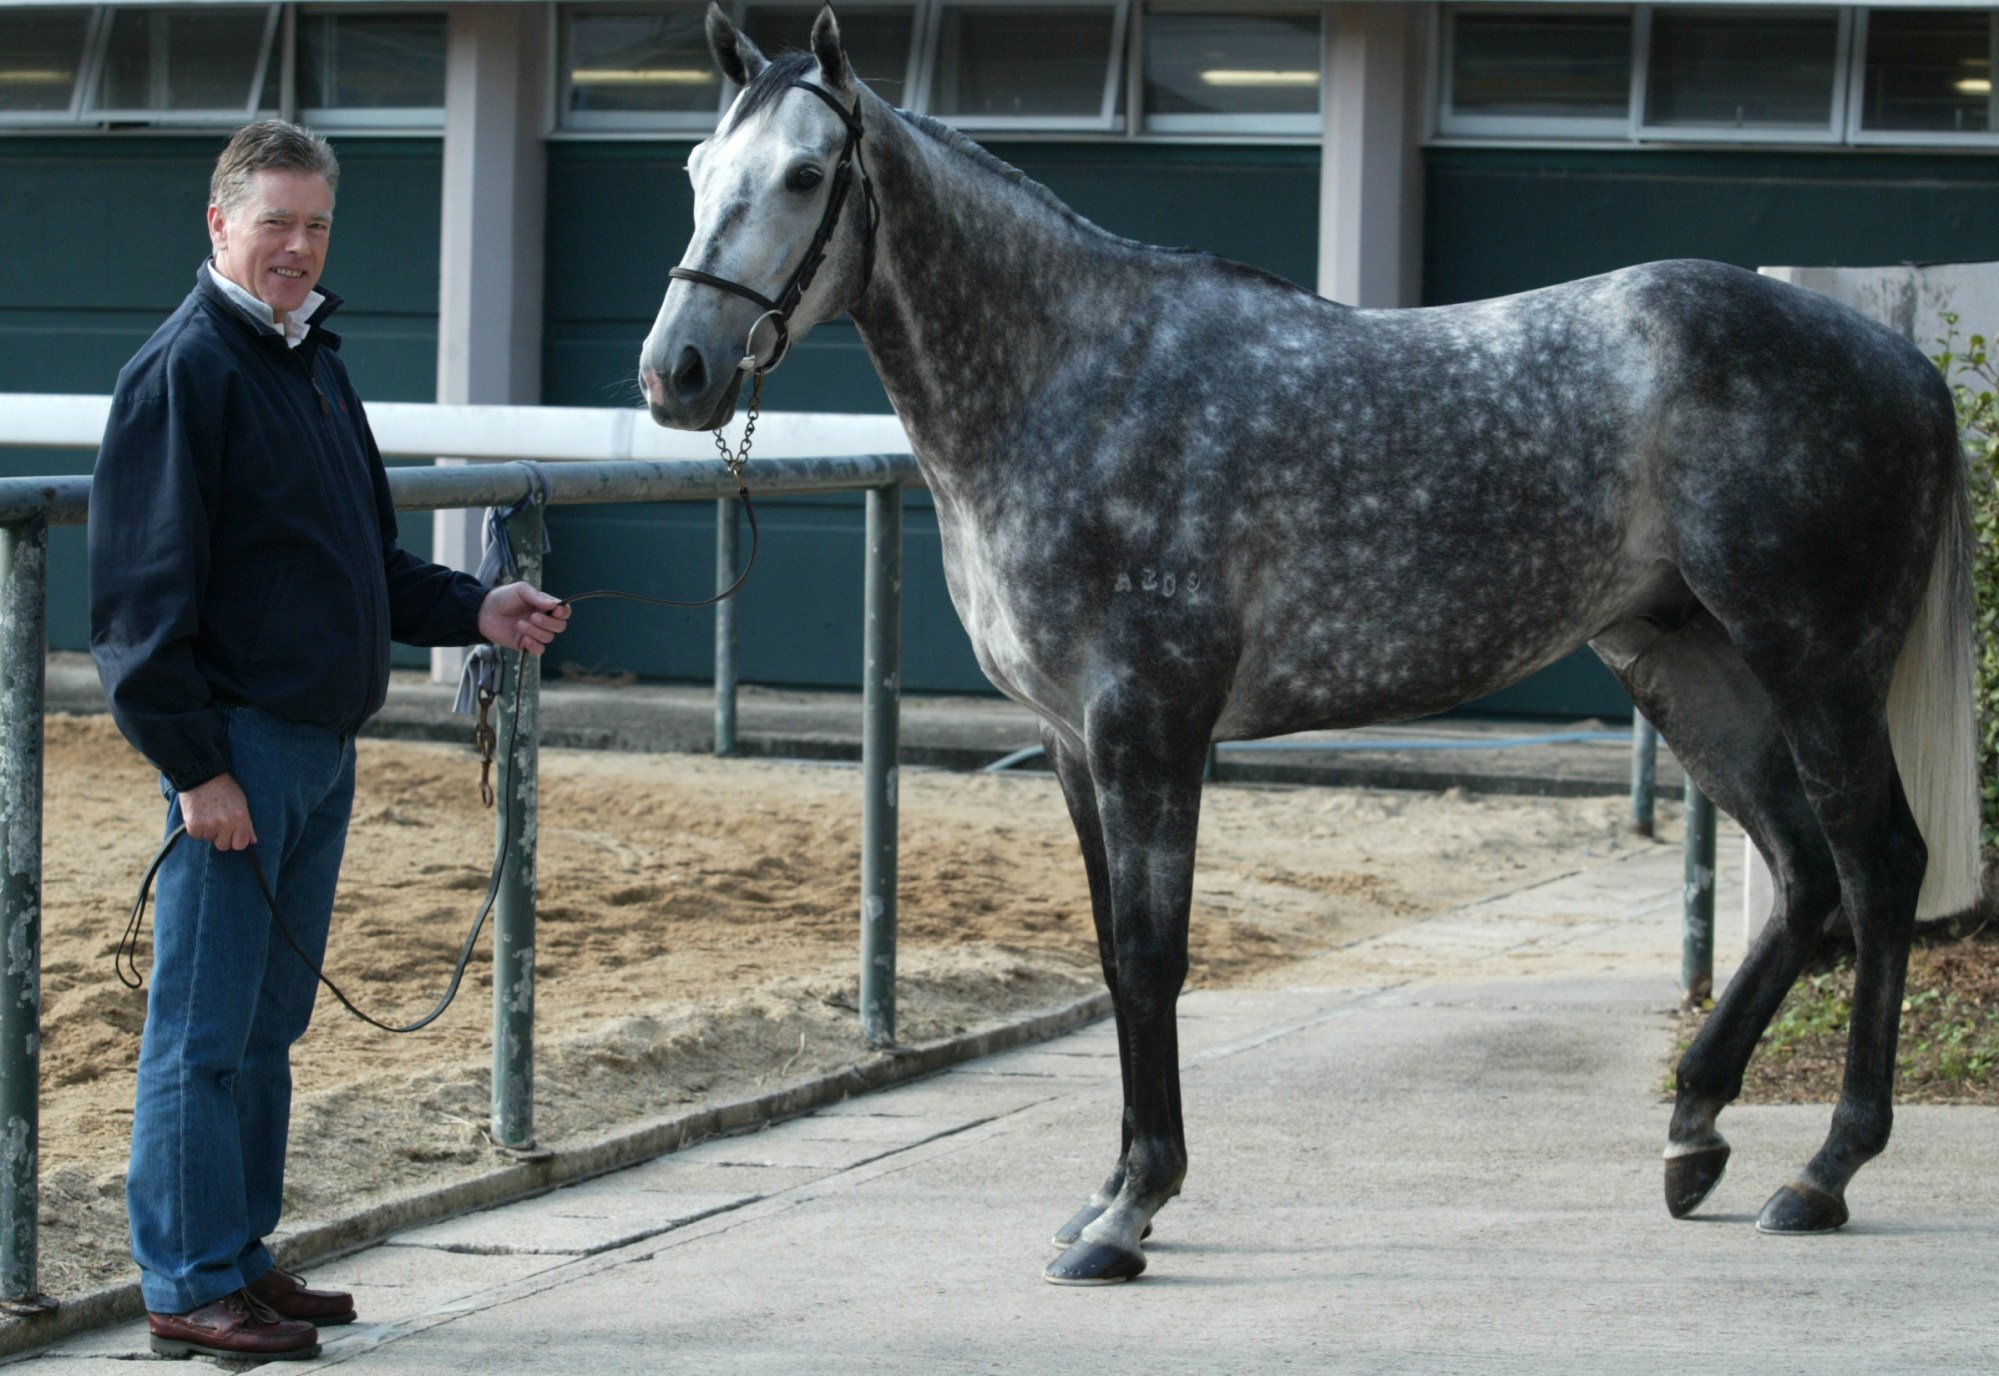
[
  {"xmin": 714, "ymin": 496, "xmax": 740, "ymax": 756},
  {"xmin": 0, "ymin": 516, "xmax": 54, "ymax": 1313},
  {"xmin": 1682, "ymin": 778, "xmax": 1716, "ymax": 1011},
  {"xmin": 1631, "ymin": 712, "xmax": 1658, "ymax": 838},
  {"xmin": 491, "ymin": 496, "xmax": 543, "ymax": 1149},
  {"xmin": 859, "ymin": 484, "xmax": 901, "ymax": 1047}
]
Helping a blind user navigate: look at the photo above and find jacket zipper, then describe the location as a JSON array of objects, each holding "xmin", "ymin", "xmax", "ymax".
[{"xmin": 291, "ymin": 343, "xmax": 389, "ymax": 716}]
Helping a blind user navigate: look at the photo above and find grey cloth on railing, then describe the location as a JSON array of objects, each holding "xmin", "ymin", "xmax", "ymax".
[{"xmin": 452, "ymin": 463, "xmax": 554, "ymax": 716}]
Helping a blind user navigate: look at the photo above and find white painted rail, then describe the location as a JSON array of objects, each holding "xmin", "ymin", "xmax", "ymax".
[{"xmin": 0, "ymin": 393, "xmax": 912, "ymax": 463}]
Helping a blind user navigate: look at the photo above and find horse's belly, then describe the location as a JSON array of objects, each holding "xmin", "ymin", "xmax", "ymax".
[{"xmin": 1217, "ymin": 562, "xmax": 1640, "ymax": 737}]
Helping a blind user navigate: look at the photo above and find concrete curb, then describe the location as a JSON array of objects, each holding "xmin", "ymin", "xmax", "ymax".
[{"xmin": 0, "ymin": 991, "xmax": 1111, "ymax": 1362}]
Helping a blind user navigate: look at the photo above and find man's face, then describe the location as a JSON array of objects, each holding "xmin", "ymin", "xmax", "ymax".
[{"xmin": 207, "ymin": 168, "xmax": 333, "ymax": 319}]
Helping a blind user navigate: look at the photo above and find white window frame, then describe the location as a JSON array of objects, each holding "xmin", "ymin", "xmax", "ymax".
[
  {"xmin": 292, "ymin": 4, "xmax": 447, "ymax": 131},
  {"xmin": 1633, "ymin": 4, "xmax": 1851, "ymax": 145},
  {"xmin": 730, "ymin": 0, "xmax": 924, "ymax": 107},
  {"xmin": 1136, "ymin": 1, "xmax": 1323, "ymax": 138},
  {"xmin": 1435, "ymin": 2, "xmax": 1636, "ymax": 142},
  {"xmin": 915, "ymin": 0, "xmax": 1130, "ymax": 133},
  {"xmin": 82, "ymin": 3, "xmax": 283, "ymax": 127},
  {"xmin": 558, "ymin": 1, "xmax": 727, "ymax": 134},
  {"xmin": 1846, "ymin": 5, "xmax": 1999, "ymax": 148},
  {"xmin": 0, "ymin": 5, "xmax": 111, "ymax": 128}
]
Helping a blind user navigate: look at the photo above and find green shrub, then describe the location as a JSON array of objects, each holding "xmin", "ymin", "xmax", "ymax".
[{"xmin": 1933, "ymin": 314, "xmax": 1999, "ymax": 854}]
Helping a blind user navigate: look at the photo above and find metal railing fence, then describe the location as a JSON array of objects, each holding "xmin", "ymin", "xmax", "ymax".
[{"xmin": 0, "ymin": 453, "xmax": 917, "ymax": 1309}]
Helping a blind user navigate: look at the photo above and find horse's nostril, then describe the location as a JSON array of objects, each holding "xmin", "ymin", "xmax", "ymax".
[{"xmin": 672, "ymin": 345, "xmax": 708, "ymax": 401}]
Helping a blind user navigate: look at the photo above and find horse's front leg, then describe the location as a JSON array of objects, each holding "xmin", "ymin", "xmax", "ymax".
[
  {"xmin": 1041, "ymin": 723, "xmax": 1148, "ymax": 1251},
  {"xmin": 1044, "ymin": 704, "xmax": 1208, "ymax": 1285}
]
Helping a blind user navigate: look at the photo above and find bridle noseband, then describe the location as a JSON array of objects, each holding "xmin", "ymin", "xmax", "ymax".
[{"xmin": 669, "ymin": 79, "xmax": 879, "ymax": 376}]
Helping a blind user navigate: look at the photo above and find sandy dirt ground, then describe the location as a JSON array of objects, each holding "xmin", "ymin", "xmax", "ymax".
[{"xmin": 35, "ymin": 713, "xmax": 1652, "ymax": 1299}]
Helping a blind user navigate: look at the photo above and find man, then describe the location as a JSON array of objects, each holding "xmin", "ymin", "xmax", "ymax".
[{"xmin": 89, "ymin": 120, "xmax": 570, "ymax": 1363}]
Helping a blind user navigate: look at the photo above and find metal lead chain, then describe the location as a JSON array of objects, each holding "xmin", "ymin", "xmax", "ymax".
[
  {"xmin": 713, "ymin": 367, "xmax": 765, "ymax": 480},
  {"xmin": 474, "ymin": 679, "xmax": 499, "ymax": 808}
]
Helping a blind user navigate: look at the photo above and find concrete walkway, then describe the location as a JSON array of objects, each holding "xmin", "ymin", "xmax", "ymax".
[{"xmin": 20, "ymin": 848, "xmax": 1999, "ymax": 1374}]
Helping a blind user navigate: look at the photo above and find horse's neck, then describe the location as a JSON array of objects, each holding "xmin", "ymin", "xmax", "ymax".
[{"xmin": 850, "ymin": 108, "xmax": 1135, "ymax": 487}]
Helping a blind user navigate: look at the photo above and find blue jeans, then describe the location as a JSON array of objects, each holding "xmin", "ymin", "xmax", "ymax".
[{"xmin": 127, "ymin": 707, "xmax": 355, "ymax": 1314}]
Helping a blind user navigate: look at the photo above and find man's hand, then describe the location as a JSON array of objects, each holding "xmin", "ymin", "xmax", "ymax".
[
  {"xmin": 181, "ymin": 773, "xmax": 256, "ymax": 851},
  {"xmin": 478, "ymin": 581, "xmax": 572, "ymax": 655}
]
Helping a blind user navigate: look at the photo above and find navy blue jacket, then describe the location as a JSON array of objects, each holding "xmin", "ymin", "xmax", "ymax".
[{"xmin": 89, "ymin": 268, "xmax": 488, "ymax": 791}]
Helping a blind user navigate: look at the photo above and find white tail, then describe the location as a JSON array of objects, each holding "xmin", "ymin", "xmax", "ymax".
[{"xmin": 1886, "ymin": 471, "xmax": 1982, "ymax": 919}]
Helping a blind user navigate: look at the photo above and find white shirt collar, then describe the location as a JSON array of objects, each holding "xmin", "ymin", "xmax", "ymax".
[{"xmin": 204, "ymin": 260, "xmax": 324, "ymax": 349}]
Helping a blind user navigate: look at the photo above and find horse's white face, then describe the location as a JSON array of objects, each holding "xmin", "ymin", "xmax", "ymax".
[{"xmin": 640, "ymin": 8, "xmax": 864, "ymax": 431}]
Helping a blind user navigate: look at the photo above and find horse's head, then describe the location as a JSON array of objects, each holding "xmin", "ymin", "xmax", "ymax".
[{"xmin": 639, "ymin": 3, "xmax": 874, "ymax": 430}]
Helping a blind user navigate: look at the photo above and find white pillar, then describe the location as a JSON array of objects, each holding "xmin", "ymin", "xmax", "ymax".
[
  {"xmin": 1317, "ymin": 2, "xmax": 1425, "ymax": 308},
  {"xmin": 432, "ymin": 2, "xmax": 549, "ymax": 682}
]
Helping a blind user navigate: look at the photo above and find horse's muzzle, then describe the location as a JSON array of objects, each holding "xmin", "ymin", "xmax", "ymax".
[{"xmin": 639, "ymin": 338, "xmax": 745, "ymax": 431}]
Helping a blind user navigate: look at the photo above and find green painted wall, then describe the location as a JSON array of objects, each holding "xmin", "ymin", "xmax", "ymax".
[
  {"xmin": 540, "ymin": 138, "xmax": 1321, "ymax": 690},
  {"xmin": 0, "ymin": 135, "xmax": 444, "ymax": 665},
  {"xmin": 1424, "ymin": 147, "xmax": 1999, "ymax": 307}
]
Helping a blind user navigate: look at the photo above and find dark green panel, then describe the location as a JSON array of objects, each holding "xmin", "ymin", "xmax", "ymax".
[
  {"xmin": 1462, "ymin": 649, "xmax": 1630, "ymax": 721},
  {"xmin": 1424, "ymin": 147, "xmax": 1999, "ymax": 307},
  {"xmin": 542, "ymin": 490, "xmax": 987, "ymax": 691},
  {"xmin": 984, "ymin": 141, "xmax": 1319, "ymax": 291}
]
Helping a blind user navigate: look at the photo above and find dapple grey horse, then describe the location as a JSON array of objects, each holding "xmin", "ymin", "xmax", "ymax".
[{"xmin": 639, "ymin": 5, "xmax": 1979, "ymax": 1284}]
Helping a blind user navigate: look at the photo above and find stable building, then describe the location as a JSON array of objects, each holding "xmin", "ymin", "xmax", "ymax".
[{"xmin": 4, "ymin": 0, "xmax": 1995, "ymax": 714}]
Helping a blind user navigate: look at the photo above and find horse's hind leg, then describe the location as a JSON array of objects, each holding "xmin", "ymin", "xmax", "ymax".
[
  {"xmin": 1040, "ymin": 723, "xmax": 1150, "ymax": 1250},
  {"xmin": 1751, "ymin": 681, "xmax": 1926, "ymax": 1232},
  {"xmin": 1594, "ymin": 607, "xmax": 1842, "ymax": 1219}
]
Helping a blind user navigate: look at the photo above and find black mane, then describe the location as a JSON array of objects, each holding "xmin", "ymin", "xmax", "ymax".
[{"xmin": 723, "ymin": 50, "xmax": 820, "ymax": 133}]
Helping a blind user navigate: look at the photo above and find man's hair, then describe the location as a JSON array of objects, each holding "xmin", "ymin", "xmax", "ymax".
[{"xmin": 210, "ymin": 120, "xmax": 339, "ymax": 216}]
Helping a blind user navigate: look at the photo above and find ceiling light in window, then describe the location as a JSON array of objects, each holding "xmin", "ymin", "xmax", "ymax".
[
  {"xmin": 1200, "ymin": 69, "xmax": 1318, "ymax": 88},
  {"xmin": 1954, "ymin": 78, "xmax": 1992, "ymax": 96},
  {"xmin": 571, "ymin": 68, "xmax": 715, "ymax": 85},
  {"xmin": 0, "ymin": 69, "xmax": 72, "ymax": 85}
]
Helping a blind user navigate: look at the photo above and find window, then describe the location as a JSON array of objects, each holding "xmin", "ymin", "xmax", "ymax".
[
  {"xmin": 1142, "ymin": 7, "xmax": 1320, "ymax": 135},
  {"xmin": 1639, "ymin": 7, "xmax": 1846, "ymax": 137},
  {"xmin": 1440, "ymin": 7, "xmax": 1632, "ymax": 137},
  {"xmin": 297, "ymin": 9, "xmax": 447, "ymax": 126},
  {"xmin": 741, "ymin": 3, "xmax": 918, "ymax": 102},
  {"xmin": 924, "ymin": 2, "xmax": 1126, "ymax": 128},
  {"xmin": 90, "ymin": 5, "xmax": 280, "ymax": 121},
  {"xmin": 562, "ymin": 5, "xmax": 722, "ymax": 130},
  {"xmin": 1858, "ymin": 8, "xmax": 1994, "ymax": 137},
  {"xmin": 0, "ymin": 8, "xmax": 98, "ymax": 119}
]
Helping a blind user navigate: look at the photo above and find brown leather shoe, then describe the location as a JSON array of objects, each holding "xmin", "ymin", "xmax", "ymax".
[
  {"xmin": 147, "ymin": 1289, "xmax": 320, "ymax": 1361},
  {"xmin": 247, "ymin": 1265, "xmax": 357, "ymax": 1325}
]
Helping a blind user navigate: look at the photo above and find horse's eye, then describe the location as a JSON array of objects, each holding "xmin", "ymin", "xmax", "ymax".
[{"xmin": 786, "ymin": 165, "xmax": 824, "ymax": 193}]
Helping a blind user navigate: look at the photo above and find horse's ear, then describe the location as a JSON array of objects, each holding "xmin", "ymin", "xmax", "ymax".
[
  {"xmin": 811, "ymin": 5, "xmax": 851, "ymax": 89},
  {"xmin": 706, "ymin": 3, "xmax": 768, "ymax": 88}
]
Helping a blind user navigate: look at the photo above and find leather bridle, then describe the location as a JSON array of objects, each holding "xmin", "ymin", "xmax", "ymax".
[{"xmin": 668, "ymin": 79, "xmax": 879, "ymax": 376}]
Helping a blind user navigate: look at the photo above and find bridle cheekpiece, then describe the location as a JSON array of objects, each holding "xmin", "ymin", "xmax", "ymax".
[{"xmin": 668, "ymin": 79, "xmax": 879, "ymax": 378}]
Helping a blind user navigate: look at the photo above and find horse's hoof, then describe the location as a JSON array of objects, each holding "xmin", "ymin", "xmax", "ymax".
[
  {"xmin": 1043, "ymin": 1240, "xmax": 1146, "ymax": 1286},
  {"xmin": 1663, "ymin": 1144, "xmax": 1730, "ymax": 1219},
  {"xmin": 1756, "ymin": 1182, "xmax": 1848, "ymax": 1234},
  {"xmin": 1051, "ymin": 1206, "xmax": 1151, "ymax": 1250}
]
